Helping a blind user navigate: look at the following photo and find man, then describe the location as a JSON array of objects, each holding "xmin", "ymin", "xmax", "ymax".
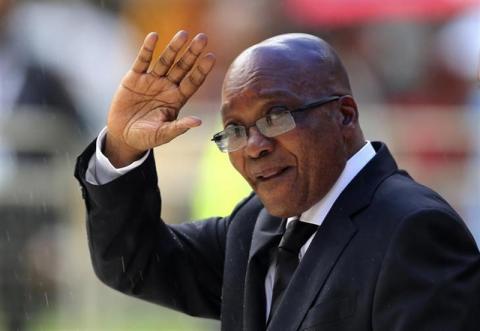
[{"xmin": 75, "ymin": 31, "xmax": 480, "ymax": 330}]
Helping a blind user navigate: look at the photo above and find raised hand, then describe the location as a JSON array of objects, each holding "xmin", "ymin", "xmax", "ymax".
[{"xmin": 105, "ymin": 31, "xmax": 215, "ymax": 167}]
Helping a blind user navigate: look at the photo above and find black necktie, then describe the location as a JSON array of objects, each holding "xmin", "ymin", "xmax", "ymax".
[{"xmin": 269, "ymin": 219, "xmax": 318, "ymax": 321}]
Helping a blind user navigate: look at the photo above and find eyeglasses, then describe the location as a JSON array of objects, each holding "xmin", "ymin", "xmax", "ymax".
[{"xmin": 211, "ymin": 95, "xmax": 341, "ymax": 152}]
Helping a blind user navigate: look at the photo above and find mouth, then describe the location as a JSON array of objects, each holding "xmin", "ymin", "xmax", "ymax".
[{"xmin": 253, "ymin": 166, "xmax": 292, "ymax": 183}]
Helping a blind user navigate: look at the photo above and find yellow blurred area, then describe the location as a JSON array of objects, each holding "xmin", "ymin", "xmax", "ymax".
[{"xmin": 121, "ymin": 0, "xmax": 210, "ymax": 58}]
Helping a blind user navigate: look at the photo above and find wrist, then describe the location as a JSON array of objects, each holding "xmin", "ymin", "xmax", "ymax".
[{"xmin": 104, "ymin": 134, "xmax": 145, "ymax": 168}]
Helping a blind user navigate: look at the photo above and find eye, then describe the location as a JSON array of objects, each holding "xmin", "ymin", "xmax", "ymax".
[
  {"xmin": 225, "ymin": 123, "xmax": 240, "ymax": 129},
  {"xmin": 268, "ymin": 105, "xmax": 289, "ymax": 114},
  {"xmin": 263, "ymin": 106, "xmax": 289, "ymax": 125},
  {"xmin": 224, "ymin": 124, "xmax": 245, "ymax": 137},
  {"xmin": 222, "ymin": 123, "xmax": 239, "ymax": 134}
]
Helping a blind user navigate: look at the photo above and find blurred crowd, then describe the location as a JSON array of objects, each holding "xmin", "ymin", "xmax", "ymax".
[{"xmin": 0, "ymin": 0, "xmax": 479, "ymax": 330}]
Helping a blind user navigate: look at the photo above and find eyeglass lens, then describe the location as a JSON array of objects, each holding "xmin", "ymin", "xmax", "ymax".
[{"xmin": 216, "ymin": 112, "xmax": 296, "ymax": 152}]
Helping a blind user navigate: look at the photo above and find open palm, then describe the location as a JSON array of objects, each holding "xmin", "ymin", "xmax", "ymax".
[{"xmin": 106, "ymin": 31, "xmax": 215, "ymax": 166}]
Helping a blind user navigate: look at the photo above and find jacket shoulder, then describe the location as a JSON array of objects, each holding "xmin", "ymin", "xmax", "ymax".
[{"xmin": 372, "ymin": 170, "xmax": 460, "ymax": 220}]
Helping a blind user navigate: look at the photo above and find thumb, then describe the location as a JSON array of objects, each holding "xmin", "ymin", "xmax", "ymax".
[
  {"xmin": 160, "ymin": 116, "xmax": 202, "ymax": 143},
  {"xmin": 175, "ymin": 115, "xmax": 202, "ymax": 129}
]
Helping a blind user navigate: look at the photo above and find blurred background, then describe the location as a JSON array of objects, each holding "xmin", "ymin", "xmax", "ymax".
[{"xmin": 0, "ymin": 0, "xmax": 479, "ymax": 330}]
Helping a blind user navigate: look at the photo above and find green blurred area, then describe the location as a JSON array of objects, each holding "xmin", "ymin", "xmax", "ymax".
[
  {"xmin": 0, "ymin": 294, "xmax": 219, "ymax": 331},
  {"xmin": 191, "ymin": 122, "xmax": 251, "ymax": 220}
]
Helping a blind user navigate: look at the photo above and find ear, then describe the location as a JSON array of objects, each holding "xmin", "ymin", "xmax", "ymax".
[
  {"xmin": 337, "ymin": 95, "xmax": 358, "ymax": 127},
  {"xmin": 336, "ymin": 95, "xmax": 365, "ymax": 155}
]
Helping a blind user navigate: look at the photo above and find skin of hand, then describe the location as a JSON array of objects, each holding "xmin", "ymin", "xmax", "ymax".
[{"xmin": 105, "ymin": 31, "xmax": 216, "ymax": 167}]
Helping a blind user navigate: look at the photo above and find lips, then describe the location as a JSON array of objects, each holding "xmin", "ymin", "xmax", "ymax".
[{"xmin": 252, "ymin": 166, "xmax": 291, "ymax": 182}]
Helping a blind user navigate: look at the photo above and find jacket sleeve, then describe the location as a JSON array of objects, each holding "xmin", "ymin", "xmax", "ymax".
[
  {"xmin": 372, "ymin": 207, "xmax": 480, "ymax": 331},
  {"xmin": 74, "ymin": 140, "xmax": 241, "ymax": 319}
]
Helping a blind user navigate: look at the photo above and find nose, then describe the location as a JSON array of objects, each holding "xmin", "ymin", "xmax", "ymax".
[{"xmin": 244, "ymin": 126, "xmax": 274, "ymax": 159}]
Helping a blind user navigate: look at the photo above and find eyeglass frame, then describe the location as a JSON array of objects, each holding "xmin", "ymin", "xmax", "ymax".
[{"xmin": 211, "ymin": 95, "xmax": 343, "ymax": 152}]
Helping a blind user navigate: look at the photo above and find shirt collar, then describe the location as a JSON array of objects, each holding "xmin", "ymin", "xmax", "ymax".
[{"xmin": 288, "ymin": 141, "xmax": 376, "ymax": 227}]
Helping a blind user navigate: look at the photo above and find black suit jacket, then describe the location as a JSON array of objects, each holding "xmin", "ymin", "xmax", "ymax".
[{"xmin": 75, "ymin": 141, "xmax": 480, "ymax": 331}]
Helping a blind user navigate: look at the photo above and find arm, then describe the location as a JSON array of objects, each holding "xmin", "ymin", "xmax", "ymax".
[
  {"xmin": 373, "ymin": 208, "xmax": 480, "ymax": 331},
  {"xmin": 76, "ymin": 142, "xmax": 227, "ymax": 318},
  {"xmin": 75, "ymin": 31, "xmax": 221, "ymax": 317},
  {"xmin": 84, "ymin": 127, "xmax": 150, "ymax": 185}
]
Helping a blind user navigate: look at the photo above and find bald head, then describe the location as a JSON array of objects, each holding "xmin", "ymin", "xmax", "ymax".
[{"xmin": 223, "ymin": 33, "xmax": 352, "ymax": 102}]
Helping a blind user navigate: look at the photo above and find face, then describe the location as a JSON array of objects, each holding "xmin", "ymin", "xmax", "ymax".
[{"xmin": 221, "ymin": 49, "xmax": 349, "ymax": 217}]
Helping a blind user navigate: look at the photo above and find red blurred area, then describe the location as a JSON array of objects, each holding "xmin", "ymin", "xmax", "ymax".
[{"xmin": 284, "ymin": 0, "xmax": 480, "ymax": 26}]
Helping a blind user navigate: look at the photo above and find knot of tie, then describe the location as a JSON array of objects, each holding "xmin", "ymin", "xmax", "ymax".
[{"xmin": 279, "ymin": 219, "xmax": 319, "ymax": 255}]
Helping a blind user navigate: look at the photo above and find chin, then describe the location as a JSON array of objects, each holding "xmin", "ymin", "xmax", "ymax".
[
  {"xmin": 264, "ymin": 205, "xmax": 294, "ymax": 218},
  {"xmin": 259, "ymin": 194, "xmax": 303, "ymax": 218}
]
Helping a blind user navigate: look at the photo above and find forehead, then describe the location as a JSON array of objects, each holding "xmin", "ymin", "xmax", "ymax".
[
  {"xmin": 221, "ymin": 79, "xmax": 304, "ymax": 115},
  {"xmin": 221, "ymin": 50, "xmax": 319, "ymax": 119}
]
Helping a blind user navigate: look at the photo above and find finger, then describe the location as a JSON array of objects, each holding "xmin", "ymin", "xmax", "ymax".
[
  {"xmin": 151, "ymin": 30, "xmax": 189, "ymax": 77},
  {"xmin": 167, "ymin": 33, "xmax": 208, "ymax": 84},
  {"xmin": 131, "ymin": 32, "xmax": 158, "ymax": 74},
  {"xmin": 179, "ymin": 53, "xmax": 216, "ymax": 100},
  {"xmin": 158, "ymin": 116, "xmax": 202, "ymax": 143}
]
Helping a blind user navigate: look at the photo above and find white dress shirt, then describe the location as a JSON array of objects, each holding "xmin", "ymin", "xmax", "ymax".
[
  {"xmin": 86, "ymin": 127, "xmax": 150, "ymax": 185},
  {"xmin": 85, "ymin": 128, "xmax": 376, "ymax": 319}
]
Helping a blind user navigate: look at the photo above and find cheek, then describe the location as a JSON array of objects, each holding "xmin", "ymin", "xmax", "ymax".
[
  {"xmin": 293, "ymin": 128, "xmax": 345, "ymax": 189},
  {"xmin": 228, "ymin": 152, "xmax": 250, "ymax": 183},
  {"xmin": 228, "ymin": 152, "xmax": 241, "ymax": 172},
  {"xmin": 309, "ymin": 140, "xmax": 346, "ymax": 185}
]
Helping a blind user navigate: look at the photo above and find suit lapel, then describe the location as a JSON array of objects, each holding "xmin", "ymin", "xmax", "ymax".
[
  {"xmin": 248, "ymin": 209, "xmax": 285, "ymax": 260},
  {"xmin": 243, "ymin": 209, "xmax": 285, "ymax": 331}
]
